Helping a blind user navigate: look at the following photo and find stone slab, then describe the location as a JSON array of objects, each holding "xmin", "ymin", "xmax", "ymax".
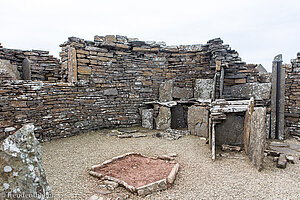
[
  {"xmin": 156, "ymin": 106, "xmax": 171, "ymax": 130},
  {"xmin": 159, "ymin": 80, "xmax": 174, "ymax": 102},
  {"xmin": 172, "ymin": 87, "xmax": 193, "ymax": 100},
  {"xmin": 248, "ymin": 107, "xmax": 267, "ymax": 171},
  {"xmin": 141, "ymin": 109, "xmax": 154, "ymax": 129},
  {"xmin": 194, "ymin": 79, "xmax": 214, "ymax": 100},
  {"xmin": 188, "ymin": 105, "xmax": 208, "ymax": 137},
  {"xmin": 229, "ymin": 83, "xmax": 271, "ymax": 100}
]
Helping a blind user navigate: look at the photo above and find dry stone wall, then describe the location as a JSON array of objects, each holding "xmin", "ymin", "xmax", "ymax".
[
  {"xmin": 0, "ymin": 45, "xmax": 61, "ymax": 82},
  {"xmin": 0, "ymin": 35, "xmax": 280, "ymax": 142},
  {"xmin": 284, "ymin": 53, "xmax": 300, "ymax": 138}
]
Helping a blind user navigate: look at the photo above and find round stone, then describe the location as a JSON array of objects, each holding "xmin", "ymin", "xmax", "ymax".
[{"xmin": 4, "ymin": 166, "xmax": 12, "ymax": 173}]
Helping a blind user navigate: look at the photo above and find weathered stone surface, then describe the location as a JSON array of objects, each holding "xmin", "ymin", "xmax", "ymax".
[
  {"xmin": 159, "ymin": 80, "xmax": 174, "ymax": 102},
  {"xmin": 156, "ymin": 107, "xmax": 171, "ymax": 130},
  {"xmin": 67, "ymin": 47, "xmax": 77, "ymax": 83},
  {"xmin": 244, "ymin": 97, "xmax": 254, "ymax": 155},
  {"xmin": 0, "ymin": 59, "xmax": 20, "ymax": 80},
  {"xmin": 141, "ymin": 109, "xmax": 154, "ymax": 129},
  {"xmin": 277, "ymin": 154, "xmax": 287, "ymax": 169},
  {"xmin": 188, "ymin": 106, "xmax": 208, "ymax": 137},
  {"xmin": 230, "ymin": 83, "xmax": 271, "ymax": 100},
  {"xmin": 22, "ymin": 58, "xmax": 31, "ymax": 80},
  {"xmin": 215, "ymin": 113, "xmax": 245, "ymax": 145},
  {"xmin": 103, "ymin": 88, "xmax": 118, "ymax": 96},
  {"xmin": 194, "ymin": 79, "xmax": 214, "ymax": 100},
  {"xmin": 172, "ymin": 87, "xmax": 193, "ymax": 100},
  {"xmin": 0, "ymin": 124, "xmax": 53, "ymax": 199},
  {"xmin": 248, "ymin": 107, "xmax": 267, "ymax": 171}
]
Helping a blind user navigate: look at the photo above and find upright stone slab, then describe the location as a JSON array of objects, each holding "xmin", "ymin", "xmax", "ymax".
[
  {"xmin": 243, "ymin": 97, "xmax": 254, "ymax": 155},
  {"xmin": 188, "ymin": 106, "xmax": 208, "ymax": 137},
  {"xmin": 142, "ymin": 109, "xmax": 154, "ymax": 129},
  {"xmin": 22, "ymin": 58, "xmax": 31, "ymax": 80},
  {"xmin": 194, "ymin": 79, "xmax": 214, "ymax": 100},
  {"xmin": 0, "ymin": 124, "xmax": 53, "ymax": 199},
  {"xmin": 159, "ymin": 80, "xmax": 174, "ymax": 102},
  {"xmin": 156, "ymin": 106, "xmax": 171, "ymax": 130},
  {"xmin": 271, "ymin": 54, "xmax": 285, "ymax": 139},
  {"xmin": 67, "ymin": 47, "xmax": 77, "ymax": 83},
  {"xmin": 248, "ymin": 107, "xmax": 267, "ymax": 171}
]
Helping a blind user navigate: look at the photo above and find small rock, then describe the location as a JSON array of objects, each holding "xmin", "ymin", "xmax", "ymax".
[
  {"xmin": 221, "ymin": 144, "xmax": 242, "ymax": 152},
  {"xmin": 89, "ymin": 194, "xmax": 99, "ymax": 200},
  {"xmin": 265, "ymin": 150, "xmax": 280, "ymax": 157},
  {"xmin": 286, "ymin": 155, "xmax": 295, "ymax": 164},
  {"xmin": 167, "ymin": 153, "xmax": 177, "ymax": 157},
  {"xmin": 103, "ymin": 180, "xmax": 119, "ymax": 190},
  {"xmin": 4, "ymin": 127, "xmax": 16, "ymax": 132},
  {"xmin": 277, "ymin": 154, "xmax": 287, "ymax": 169},
  {"xmin": 96, "ymin": 189, "xmax": 112, "ymax": 195},
  {"xmin": 117, "ymin": 134, "xmax": 133, "ymax": 138},
  {"xmin": 157, "ymin": 155, "xmax": 174, "ymax": 161},
  {"xmin": 118, "ymin": 129, "xmax": 137, "ymax": 133},
  {"xmin": 132, "ymin": 133, "xmax": 147, "ymax": 138},
  {"xmin": 273, "ymin": 157, "xmax": 279, "ymax": 162}
]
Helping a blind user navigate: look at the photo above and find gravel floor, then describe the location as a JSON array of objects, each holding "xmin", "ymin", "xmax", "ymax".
[{"xmin": 42, "ymin": 128, "xmax": 300, "ymax": 200}]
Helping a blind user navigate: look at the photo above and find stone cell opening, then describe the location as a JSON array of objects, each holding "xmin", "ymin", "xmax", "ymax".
[{"xmin": 171, "ymin": 104, "xmax": 188, "ymax": 129}]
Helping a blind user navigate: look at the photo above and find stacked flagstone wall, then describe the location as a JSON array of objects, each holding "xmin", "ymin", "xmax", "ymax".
[
  {"xmin": 284, "ymin": 53, "xmax": 300, "ymax": 138},
  {"xmin": 0, "ymin": 35, "xmax": 268, "ymax": 141},
  {"xmin": 0, "ymin": 45, "xmax": 61, "ymax": 82}
]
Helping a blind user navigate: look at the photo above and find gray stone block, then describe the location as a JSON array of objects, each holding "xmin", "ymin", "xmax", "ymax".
[
  {"xmin": 194, "ymin": 79, "xmax": 214, "ymax": 100},
  {"xmin": 230, "ymin": 83, "xmax": 271, "ymax": 100}
]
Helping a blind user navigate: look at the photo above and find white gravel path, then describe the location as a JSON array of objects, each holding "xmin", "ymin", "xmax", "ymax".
[{"xmin": 41, "ymin": 128, "xmax": 300, "ymax": 200}]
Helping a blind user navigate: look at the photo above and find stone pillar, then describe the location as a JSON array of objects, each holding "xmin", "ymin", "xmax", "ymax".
[
  {"xmin": 271, "ymin": 54, "xmax": 285, "ymax": 139},
  {"xmin": 22, "ymin": 58, "xmax": 31, "ymax": 80},
  {"xmin": 67, "ymin": 47, "xmax": 77, "ymax": 83}
]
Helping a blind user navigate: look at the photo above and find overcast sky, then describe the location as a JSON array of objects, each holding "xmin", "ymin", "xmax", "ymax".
[{"xmin": 1, "ymin": 0, "xmax": 300, "ymax": 71}]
